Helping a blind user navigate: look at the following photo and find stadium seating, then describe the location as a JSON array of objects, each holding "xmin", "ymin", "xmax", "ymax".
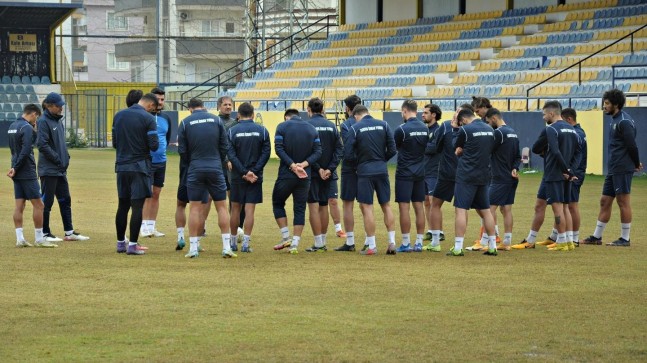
[{"xmin": 221, "ymin": 0, "xmax": 647, "ymax": 111}]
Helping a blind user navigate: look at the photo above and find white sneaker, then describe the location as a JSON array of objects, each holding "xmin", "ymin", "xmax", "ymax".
[
  {"xmin": 237, "ymin": 227, "xmax": 244, "ymax": 242},
  {"xmin": 152, "ymin": 230, "xmax": 165, "ymax": 237},
  {"xmin": 64, "ymin": 232, "xmax": 90, "ymax": 241},
  {"xmin": 16, "ymin": 240, "xmax": 33, "ymax": 248},
  {"xmin": 44, "ymin": 233, "xmax": 63, "ymax": 242},
  {"xmin": 140, "ymin": 229, "xmax": 153, "ymax": 238},
  {"xmin": 35, "ymin": 240, "xmax": 58, "ymax": 248}
]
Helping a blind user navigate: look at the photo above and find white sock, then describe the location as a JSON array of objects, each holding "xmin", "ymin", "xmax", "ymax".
[
  {"xmin": 557, "ymin": 233, "xmax": 567, "ymax": 244},
  {"xmin": 388, "ymin": 231, "xmax": 395, "ymax": 244},
  {"xmin": 322, "ymin": 234, "xmax": 327, "ymax": 245},
  {"xmin": 566, "ymin": 231, "xmax": 573, "ymax": 243},
  {"xmin": 177, "ymin": 227, "xmax": 184, "ymax": 240},
  {"xmin": 35, "ymin": 228, "xmax": 43, "ymax": 242},
  {"xmin": 291, "ymin": 235, "xmax": 301, "ymax": 247},
  {"xmin": 593, "ymin": 220, "xmax": 607, "ymax": 238},
  {"xmin": 230, "ymin": 235, "xmax": 237, "ymax": 246},
  {"xmin": 415, "ymin": 234, "xmax": 423, "ymax": 244},
  {"xmin": 503, "ymin": 232, "xmax": 512, "ymax": 245},
  {"xmin": 401, "ymin": 234, "xmax": 410, "ymax": 246},
  {"xmin": 15, "ymin": 228, "xmax": 24, "ymax": 241},
  {"xmin": 454, "ymin": 237, "xmax": 464, "ymax": 250},
  {"xmin": 550, "ymin": 228, "xmax": 558, "ymax": 240},
  {"xmin": 314, "ymin": 235, "xmax": 323, "ymax": 247},
  {"xmin": 243, "ymin": 235, "xmax": 250, "ymax": 245},
  {"xmin": 488, "ymin": 235, "xmax": 496, "ymax": 250},
  {"xmin": 367, "ymin": 236, "xmax": 376, "ymax": 249},
  {"xmin": 222, "ymin": 233, "xmax": 231, "ymax": 250},
  {"xmin": 573, "ymin": 231, "xmax": 580, "ymax": 243},
  {"xmin": 526, "ymin": 230, "xmax": 538, "ymax": 243},
  {"xmin": 189, "ymin": 236, "xmax": 199, "ymax": 253},
  {"xmin": 128, "ymin": 241, "xmax": 137, "ymax": 246},
  {"xmin": 480, "ymin": 232, "xmax": 488, "ymax": 246},
  {"xmin": 280, "ymin": 227, "xmax": 290, "ymax": 239},
  {"xmin": 494, "ymin": 225, "xmax": 500, "ymax": 236},
  {"xmin": 141, "ymin": 221, "xmax": 150, "ymax": 233},
  {"xmin": 149, "ymin": 220, "xmax": 156, "ymax": 232},
  {"xmin": 621, "ymin": 223, "xmax": 631, "ymax": 240},
  {"xmin": 65, "ymin": 230, "xmax": 74, "ymax": 236},
  {"xmin": 346, "ymin": 231, "xmax": 355, "ymax": 246},
  {"xmin": 431, "ymin": 230, "xmax": 440, "ymax": 247},
  {"xmin": 335, "ymin": 223, "xmax": 342, "ymax": 232}
]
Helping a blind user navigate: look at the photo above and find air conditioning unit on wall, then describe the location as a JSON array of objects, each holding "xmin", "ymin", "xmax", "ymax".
[{"xmin": 179, "ymin": 12, "xmax": 191, "ymax": 21}]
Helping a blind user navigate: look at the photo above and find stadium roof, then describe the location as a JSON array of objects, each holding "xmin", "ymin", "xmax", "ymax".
[{"xmin": 0, "ymin": 2, "xmax": 82, "ymax": 29}]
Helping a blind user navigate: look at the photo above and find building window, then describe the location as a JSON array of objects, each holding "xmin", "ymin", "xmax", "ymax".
[
  {"xmin": 107, "ymin": 12, "xmax": 128, "ymax": 31},
  {"xmin": 226, "ymin": 22, "xmax": 235, "ymax": 34},
  {"xmin": 107, "ymin": 52, "xmax": 129, "ymax": 71},
  {"xmin": 202, "ymin": 20, "xmax": 218, "ymax": 36}
]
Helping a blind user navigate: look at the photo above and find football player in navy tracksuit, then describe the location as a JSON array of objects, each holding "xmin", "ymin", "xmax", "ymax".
[
  {"xmin": 37, "ymin": 92, "xmax": 90, "ymax": 243},
  {"xmin": 533, "ymin": 101, "xmax": 581, "ymax": 252},
  {"xmin": 561, "ymin": 108, "xmax": 587, "ymax": 247},
  {"xmin": 424, "ymin": 105, "xmax": 471, "ymax": 252},
  {"xmin": 584, "ymin": 89, "xmax": 642, "ymax": 247},
  {"xmin": 7, "ymin": 104, "xmax": 46, "ymax": 247},
  {"xmin": 421, "ymin": 103, "xmax": 444, "ymax": 245},
  {"xmin": 304, "ymin": 98, "xmax": 343, "ymax": 252},
  {"xmin": 394, "ymin": 100, "xmax": 429, "ymax": 253},
  {"xmin": 141, "ymin": 87, "xmax": 172, "ymax": 238},
  {"xmin": 484, "ymin": 108, "xmax": 521, "ymax": 251},
  {"xmin": 177, "ymin": 98, "xmax": 234, "ymax": 258},
  {"xmin": 112, "ymin": 93, "xmax": 159, "ymax": 255},
  {"xmin": 227, "ymin": 102, "xmax": 271, "ymax": 253},
  {"xmin": 334, "ymin": 95, "xmax": 364, "ymax": 251},
  {"xmin": 272, "ymin": 109, "xmax": 322, "ymax": 254},
  {"xmin": 449, "ymin": 109, "xmax": 497, "ymax": 256},
  {"xmin": 344, "ymin": 105, "xmax": 397, "ymax": 256}
]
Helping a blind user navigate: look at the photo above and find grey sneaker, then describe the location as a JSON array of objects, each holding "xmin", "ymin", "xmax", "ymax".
[{"xmin": 126, "ymin": 243, "xmax": 145, "ymax": 255}]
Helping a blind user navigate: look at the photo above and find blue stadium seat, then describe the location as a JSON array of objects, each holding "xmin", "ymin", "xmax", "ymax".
[
  {"xmin": 11, "ymin": 75, "xmax": 20, "ymax": 84},
  {"xmin": 14, "ymin": 85, "xmax": 25, "ymax": 94},
  {"xmin": 8, "ymin": 94, "xmax": 18, "ymax": 103},
  {"xmin": 21, "ymin": 76, "xmax": 31, "ymax": 84},
  {"xmin": 0, "ymin": 85, "xmax": 4, "ymax": 93},
  {"xmin": 18, "ymin": 94, "xmax": 28, "ymax": 103},
  {"xmin": 12, "ymin": 104, "xmax": 22, "ymax": 112},
  {"xmin": 6, "ymin": 112, "xmax": 17, "ymax": 120},
  {"xmin": 41, "ymin": 76, "xmax": 51, "ymax": 84},
  {"xmin": 0, "ymin": 112, "xmax": 5, "ymax": 120},
  {"xmin": 2, "ymin": 76, "xmax": 11, "ymax": 84},
  {"xmin": 28, "ymin": 94, "xmax": 38, "ymax": 103}
]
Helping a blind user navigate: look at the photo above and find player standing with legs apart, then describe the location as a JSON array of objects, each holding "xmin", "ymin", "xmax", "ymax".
[
  {"xmin": 141, "ymin": 87, "xmax": 171, "ymax": 238},
  {"xmin": 178, "ymin": 98, "xmax": 234, "ymax": 258},
  {"xmin": 272, "ymin": 108, "xmax": 322, "ymax": 254},
  {"xmin": 421, "ymin": 103, "xmax": 444, "ymax": 245},
  {"xmin": 394, "ymin": 100, "xmax": 429, "ymax": 253},
  {"xmin": 227, "ymin": 102, "xmax": 271, "ymax": 253},
  {"xmin": 335, "ymin": 95, "xmax": 363, "ymax": 251},
  {"xmin": 583, "ymin": 89, "xmax": 642, "ymax": 247},
  {"xmin": 533, "ymin": 101, "xmax": 581, "ymax": 252},
  {"xmin": 8, "ymin": 104, "xmax": 48, "ymax": 247},
  {"xmin": 37, "ymin": 92, "xmax": 90, "ymax": 243},
  {"xmin": 112, "ymin": 93, "xmax": 160, "ymax": 255},
  {"xmin": 483, "ymin": 108, "xmax": 520, "ymax": 251},
  {"xmin": 344, "ymin": 105, "xmax": 397, "ymax": 255},
  {"xmin": 561, "ymin": 108, "xmax": 587, "ymax": 247},
  {"xmin": 305, "ymin": 98, "xmax": 343, "ymax": 252},
  {"xmin": 423, "ymin": 104, "xmax": 472, "ymax": 252},
  {"xmin": 449, "ymin": 109, "xmax": 498, "ymax": 256}
]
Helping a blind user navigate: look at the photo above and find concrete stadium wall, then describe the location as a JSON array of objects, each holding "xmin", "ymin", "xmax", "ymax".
[
  {"xmin": 344, "ymin": 0, "xmax": 378, "ymax": 25},
  {"xmin": 465, "ymin": 0, "xmax": 507, "ymax": 13},
  {"xmin": 422, "ymin": 0, "xmax": 459, "ymax": 18},
  {"xmin": 383, "ymin": 0, "xmax": 418, "ymax": 22}
]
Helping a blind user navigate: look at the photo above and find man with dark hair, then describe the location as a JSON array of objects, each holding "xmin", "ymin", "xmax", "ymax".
[
  {"xmin": 178, "ymin": 97, "xmax": 234, "ymax": 258},
  {"xmin": 8, "ymin": 104, "xmax": 48, "ymax": 247},
  {"xmin": 471, "ymin": 96, "xmax": 492, "ymax": 119},
  {"xmin": 272, "ymin": 107, "xmax": 322, "ymax": 254},
  {"xmin": 530, "ymin": 101, "xmax": 580, "ymax": 252},
  {"xmin": 483, "ymin": 108, "xmax": 520, "ymax": 251},
  {"xmin": 394, "ymin": 99, "xmax": 428, "ymax": 252},
  {"xmin": 227, "ymin": 102, "xmax": 271, "ymax": 252},
  {"xmin": 141, "ymin": 87, "xmax": 172, "ymax": 238},
  {"xmin": 449, "ymin": 108, "xmax": 497, "ymax": 256},
  {"xmin": 423, "ymin": 105, "xmax": 469, "ymax": 252},
  {"xmin": 284, "ymin": 108, "xmax": 300, "ymax": 119},
  {"xmin": 37, "ymin": 92, "xmax": 89, "ymax": 243},
  {"xmin": 112, "ymin": 93, "xmax": 160, "ymax": 255},
  {"xmin": 421, "ymin": 103, "xmax": 444, "ymax": 245},
  {"xmin": 126, "ymin": 89, "xmax": 143, "ymax": 107},
  {"xmin": 583, "ymin": 89, "xmax": 641, "ymax": 247},
  {"xmin": 304, "ymin": 97, "xmax": 343, "ymax": 252},
  {"xmin": 345, "ymin": 105, "xmax": 397, "ymax": 255},
  {"xmin": 335, "ymin": 94, "xmax": 364, "ymax": 251},
  {"xmin": 559, "ymin": 108, "xmax": 587, "ymax": 247}
]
